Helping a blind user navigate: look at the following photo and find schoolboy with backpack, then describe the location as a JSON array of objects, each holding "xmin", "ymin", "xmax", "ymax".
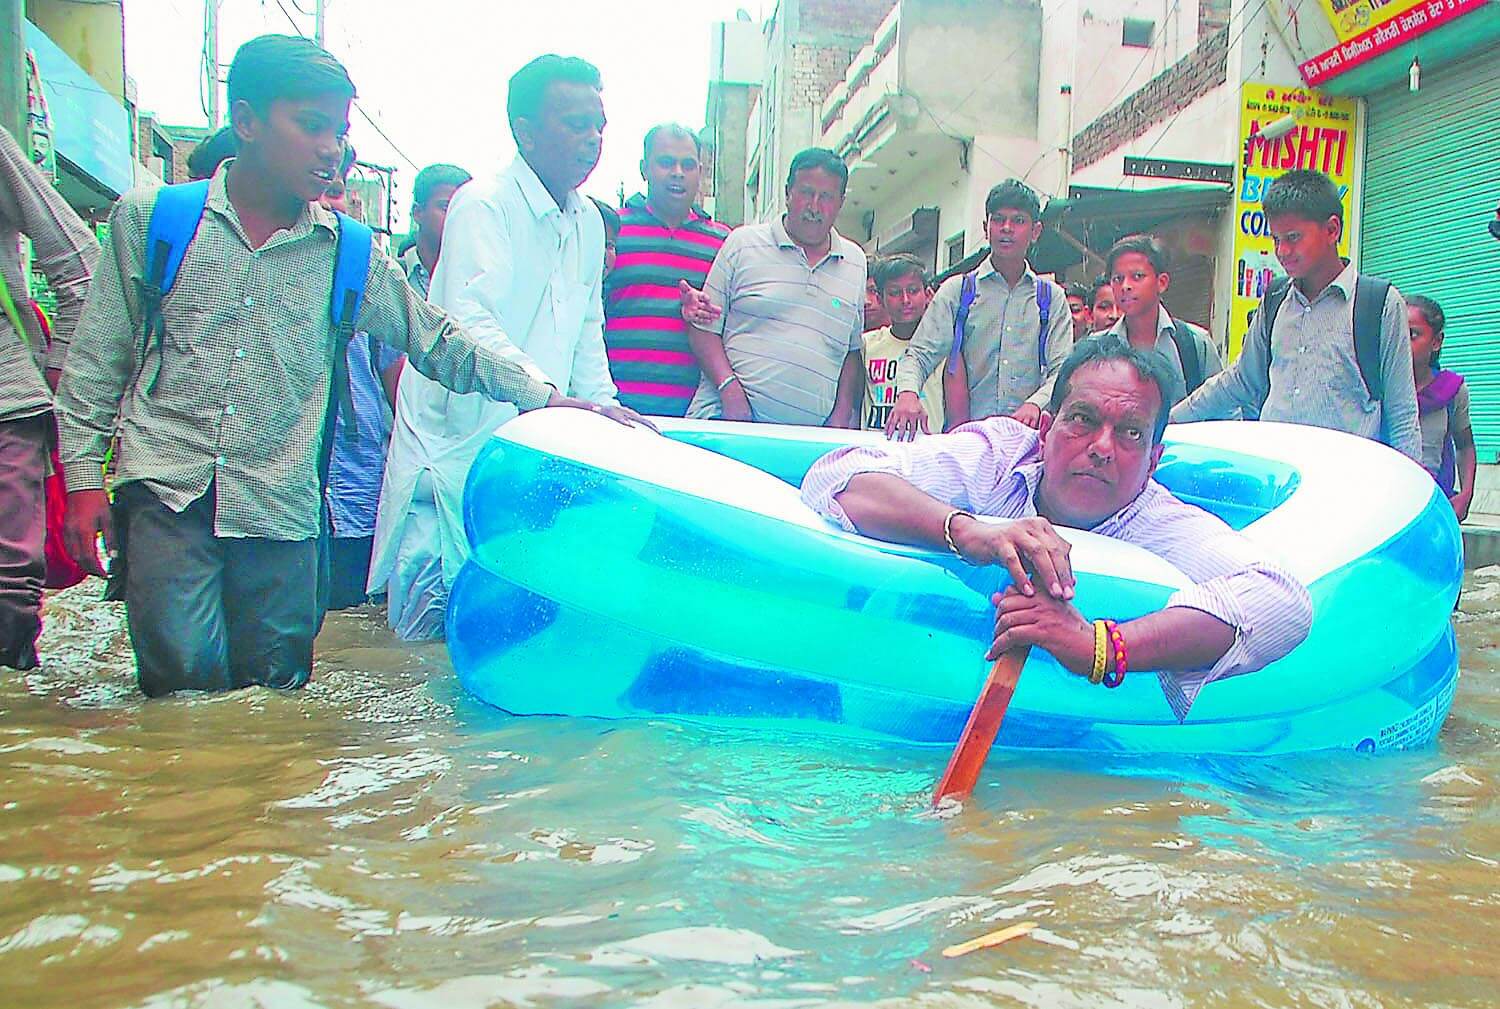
[
  {"xmin": 53, "ymin": 35, "xmax": 626, "ymax": 698},
  {"xmin": 1407, "ymin": 295, "xmax": 1476, "ymax": 520},
  {"xmin": 1085, "ymin": 233, "xmax": 1222, "ymax": 406},
  {"xmin": 1171, "ymin": 170, "xmax": 1421, "ymax": 462},
  {"xmin": 887, "ymin": 179, "xmax": 1072, "ymax": 440}
]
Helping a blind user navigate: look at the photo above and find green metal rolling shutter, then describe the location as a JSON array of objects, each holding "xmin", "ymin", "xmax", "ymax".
[{"xmin": 1361, "ymin": 53, "xmax": 1500, "ymax": 462}]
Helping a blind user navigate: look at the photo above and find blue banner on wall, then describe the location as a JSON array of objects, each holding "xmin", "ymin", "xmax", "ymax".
[{"xmin": 24, "ymin": 21, "xmax": 133, "ymax": 198}]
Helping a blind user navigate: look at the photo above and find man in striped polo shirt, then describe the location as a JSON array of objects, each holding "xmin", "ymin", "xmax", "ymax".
[
  {"xmin": 603, "ymin": 124, "xmax": 730, "ymax": 416},
  {"xmin": 685, "ymin": 147, "xmax": 866, "ymax": 427}
]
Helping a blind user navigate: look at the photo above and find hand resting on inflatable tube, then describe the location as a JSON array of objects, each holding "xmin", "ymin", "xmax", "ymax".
[
  {"xmin": 802, "ymin": 338, "xmax": 1313, "ymax": 719},
  {"xmin": 543, "ymin": 388, "xmax": 658, "ymax": 432}
]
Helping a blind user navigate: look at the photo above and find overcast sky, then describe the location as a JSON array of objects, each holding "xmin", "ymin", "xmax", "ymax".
[{"xmin": 126, "ymin": 0, "xmax": 769, "ymax": 229}]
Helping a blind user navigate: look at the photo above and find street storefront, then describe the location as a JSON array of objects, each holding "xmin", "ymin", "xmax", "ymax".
[{"xmin": 1360, "ymin": 51, "xmax": 1500, "ymax": 463}]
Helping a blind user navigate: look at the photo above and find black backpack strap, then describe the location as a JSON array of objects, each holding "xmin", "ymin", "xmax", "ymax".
[
  {"xmin": 1167, "ymin": 319, "xmax": 1205, "ymax": 395},
  {"xmin": 1352, "ymin": 275, "xmax": 1391, "ymax": 402},
  {"xmin": 1254, "ymin": 278, "xmax": 1293, "ymax": 415}
]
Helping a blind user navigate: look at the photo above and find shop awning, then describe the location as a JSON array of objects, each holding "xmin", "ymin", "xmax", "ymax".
[
  {"xmin": 1061, "ymin": 184, "xmax": 1231, "ymax": 221},
  {"xmin": 1057, "ymin": 184, "xmax": 1231, "ymax": 255}
]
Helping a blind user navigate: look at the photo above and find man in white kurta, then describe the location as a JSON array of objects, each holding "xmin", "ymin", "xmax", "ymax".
[{"xmin": 370, "ymin": 152, "xmax": 618, "ymax": 639}]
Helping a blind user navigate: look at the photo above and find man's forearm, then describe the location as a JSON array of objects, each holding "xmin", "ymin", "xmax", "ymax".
[
  {"xmin": 894, "ymin": 298, "xmax": 951, "ymax": 395},
  {"xmin": 894, "ymin": 331, "xmax": 943, "ymax": 396},
  {"xmin": 834, "ymin": 473, "xmax": 954, "ymax": 549},
  {"xmin": 1117, "ymin": 607, "xmax": 1235, "ymax": 673},
  {"xmin": 405, "ymin": 319, "xmax": 553, "ymax": 410},
  {"xmin": 687, "ymin": 324, "xmax": 734, "ymax": 386},
  {"xmin": 826, "ymin": 350, "xmax": 862, "ymax": 426},
  {"xmin": 1172, "ymin": 366, "xmax": 1249, "ymax": 422}
]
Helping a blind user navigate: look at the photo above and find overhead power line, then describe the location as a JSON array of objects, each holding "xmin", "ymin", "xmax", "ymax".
[{"xmin": 270, "ymin": 0, "xmax": 420, "ymax": 170}]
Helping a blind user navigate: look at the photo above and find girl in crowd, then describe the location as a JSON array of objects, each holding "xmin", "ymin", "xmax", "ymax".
[{"xmin": 1409, "ymin": 295, "xmax": 1476, "ymax": 521}]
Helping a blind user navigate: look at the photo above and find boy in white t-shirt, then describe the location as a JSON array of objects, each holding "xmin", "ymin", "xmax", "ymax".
[{"xmin": 862, "ymin": 254, "xmax": 943, "ymax": 434}]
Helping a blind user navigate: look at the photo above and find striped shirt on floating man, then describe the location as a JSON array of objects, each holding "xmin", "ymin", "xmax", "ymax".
[{"xmin": 603, "ymin": 124, "xmax": 730, "ymax": 417}]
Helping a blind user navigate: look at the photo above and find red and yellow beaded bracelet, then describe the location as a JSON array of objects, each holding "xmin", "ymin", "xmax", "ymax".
[{"xmin": 1101, "ymin": 619, "xmax": 1127, "ymax": 688}]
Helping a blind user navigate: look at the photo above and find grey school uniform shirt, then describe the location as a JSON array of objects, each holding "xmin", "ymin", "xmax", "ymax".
[
  {"xmin": 687, "ymin": 216, "xmax": 866, "ymax": 425},
  {"xmin": 1172, "ymin": 262, "xmax": 1420, "ymax": 461},
  {"xmin": 1096, "ymin": 305, "xmax": 1223, "ymax": 406},
  {"xmin": 895, "ymin": 259, "xmax": 1073, "ymax": 417},
  {"xmin": 55, "ymin": 164, "xmax": 554, "ymax": 542}
]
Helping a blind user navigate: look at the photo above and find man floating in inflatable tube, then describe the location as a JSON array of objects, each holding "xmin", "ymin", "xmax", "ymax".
[{"xmin": 801, "ymin": 337, "xmax": 1314, "ymax": 719}]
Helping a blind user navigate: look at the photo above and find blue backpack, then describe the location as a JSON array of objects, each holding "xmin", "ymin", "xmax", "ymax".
[
  {"xmin": 946, "ymin": 270, "xmax": 1053, "ymax": 376},
  {"xmin": 138, "ymin": 180, "xmax": 375, "ymax": 471}
]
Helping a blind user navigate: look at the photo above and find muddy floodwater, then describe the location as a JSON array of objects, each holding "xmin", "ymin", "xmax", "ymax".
[{"xmin": 2, "ymin": 571, "xmax": 1496, "ymax": 1008}]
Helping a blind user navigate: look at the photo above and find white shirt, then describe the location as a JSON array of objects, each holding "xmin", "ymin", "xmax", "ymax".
[{"xmin": 369, "ymin": 155, "xmax": 618, "ymax": 597}]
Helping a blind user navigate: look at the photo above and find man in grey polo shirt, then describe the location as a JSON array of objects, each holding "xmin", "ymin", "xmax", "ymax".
[
  {"xmin": 685, "ymin": 147, "xmax": 865, "ymax": 426},
  {"xmin": 888, "ymin": 179, "xmax": 1073, "ymax": 439}
]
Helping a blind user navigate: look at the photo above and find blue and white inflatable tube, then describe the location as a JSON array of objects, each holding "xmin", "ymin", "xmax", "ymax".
[{"xmin": 447, "ymin": 413, "xmax": 1462, "ymax": 755}]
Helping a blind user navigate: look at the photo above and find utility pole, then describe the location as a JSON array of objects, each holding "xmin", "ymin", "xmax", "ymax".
[
  {"xmin": 314, "ymin": 0, "xmax": 326, "ymax": 47},
  {"xmin": 0, "ymin": 0, "xmax": 25, "ymax": 142},
  {"xmin": 204, "ymin": 0, "xmax": 220, "ymax": 127}
]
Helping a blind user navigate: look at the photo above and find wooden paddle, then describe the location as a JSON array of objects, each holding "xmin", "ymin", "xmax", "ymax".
[{"xmin": 932, "ymin": 646, "xmax": 1032, "ymax": 806}]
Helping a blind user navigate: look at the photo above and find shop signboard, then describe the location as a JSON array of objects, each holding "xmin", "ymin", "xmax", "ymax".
[
  {"xmin": 23, "ymin": 21, "xmax": 133, "ymax": 198},
  {"xmin": 1300, "ymin": 0, "xmax": 1488, "ymax": 85},
  {"xmin": 1228, "ymin": 83, "xmax": 1360, "ymax": 361}
]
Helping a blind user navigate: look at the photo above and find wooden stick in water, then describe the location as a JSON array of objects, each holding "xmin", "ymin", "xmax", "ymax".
[{"xmin": 931, "ymin": 647, "xmax": 1031, "ymax": 806}]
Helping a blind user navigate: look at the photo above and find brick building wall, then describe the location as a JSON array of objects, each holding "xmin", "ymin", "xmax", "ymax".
[
  {"xmin": 1070, "ymin": 26, "xmax": 1230, "ymax": 171},
  {"xmin": 744, "ymin": 0, "xmax": 895, "ymax": 219},
  {"xmin": 800, "ymin": 0, "xmax": 897, "ymax": 35},
  {"xmin": 790, "ymin": 0, "xmax": 896, "ymax": 111},
  {"xmin": 787, "ymin": 43, "xmax": 857, "ymax": 111}
]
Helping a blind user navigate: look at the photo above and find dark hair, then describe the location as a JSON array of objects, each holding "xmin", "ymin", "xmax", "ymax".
[
  {"xmin": 1407, "ymin": 294, "xmax": 1446, "ymax": 365},
  {"xmin": 185, "ymin": 126, "xmax": 237, "ymax": 180},
  {"xmin": 1089, "ymin": 275, "xmax": 1113, "ymax": 308},
  {"xmin": 1263, "ymin": 169, "xmax": 1343, "ymax": 224},
  {"xmin": 984, "ymin": 178, "xmax": 1041, "ymax": 221},
  {"xmin": 1047, "ymin": 335, "xmax": 1174, "ymax": 444},
  {"xmin": 507, "ymin": 55, "xmax": 601, "ymax": 138},
  {"xmin": 642, "ymin": 123, "xmax": 701, "ymax": 161},
  {"xmin": 1406, "ymin": 294, "xmax": 1444, "ymax": 336},
  {"xmin": 591, "ymin": 197, "xmax": 621, "ymax": 238},
  {"xmin": 226, "ymin": 34, "xmax": 355, "ymax": 114},
  {"xmin": 336, "ymin": 141, "xmax": 357, "ymax": 180},
  {"xmin": 785, "ymin": 147, "xmax": 848, "ymax": 195},
  {"xmin": 1063, "ymin": 281, "xmax": 1090, "ymax": 303},
  {"xmin": 873, "ymin": 253, "xmax": 926, "ymax": 292},
  {"xmin": 1106, "ymin": 233, "xmax": 1168, "ymax": 276},
  {"xmin": 413, "ymin": 163, "xmax": 471, "ymax": 207}
]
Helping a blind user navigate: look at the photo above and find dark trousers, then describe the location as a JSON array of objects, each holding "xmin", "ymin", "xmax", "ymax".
[
  {"xmin": 0, "ymin": 415, "xmax": 47, "ymax": 670},
  {"xmin": 324, "ymin": 535, "xmax": 375, "ymax": 611},
  {"xmin": 119, "ymin": 483, "xmax": 319, "ymax": 697}
]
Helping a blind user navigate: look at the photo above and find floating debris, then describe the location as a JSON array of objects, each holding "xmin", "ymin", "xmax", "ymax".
[{"xmin": 941, "ymin": 921, "xmax": 1038, "ymax": 958}]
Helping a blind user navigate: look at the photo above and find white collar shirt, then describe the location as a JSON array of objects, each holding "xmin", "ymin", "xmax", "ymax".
[{"xmin": 371, "ymin": 155, "xmax": 618, "ymax": 599}]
